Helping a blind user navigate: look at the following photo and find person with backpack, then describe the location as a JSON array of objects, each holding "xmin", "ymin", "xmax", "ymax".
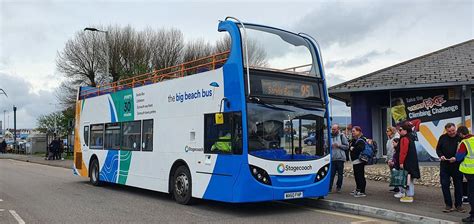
[
  {"xmin": 349, "ymin": 126, "xmax": 368, "ymax": 198},
  {"xmin": 398, "ymin": 123, "xmax": 421, "ymax": 203},
  {"xmin": 329, "ymin": 124, "xmax": 349, "ymax": 193}
]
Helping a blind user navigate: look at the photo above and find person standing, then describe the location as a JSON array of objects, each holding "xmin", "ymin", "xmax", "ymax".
[
  {"xmin": 350, "ymin": 126, "xmax": 367, "ymax": 197},
  {"xmin": 436, "ymin": 123, "xmax": 465, "ymax": 212},
  {"xmin": 398, "ymin": 123, "xmax": 420, "ymax": 203},
  {"xmin": 0, "ymin": 139, "xmax": 6, "ymax": 153},
  {"xmin": 329, "ymin": 124, "xmax": 349, "ymax": 193},
  {"xmin": 386, "ymin": 126, "xmax": 400, "ymax": 192},
  {"xmin": 455, "ymin": 126, "xmax": 474, "ymax": 223}
]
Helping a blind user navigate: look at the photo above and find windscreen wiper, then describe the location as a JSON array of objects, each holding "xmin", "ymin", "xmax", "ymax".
[{"xmin": 249, "ymin": 96, "xmax": 293, "ymax": 111}]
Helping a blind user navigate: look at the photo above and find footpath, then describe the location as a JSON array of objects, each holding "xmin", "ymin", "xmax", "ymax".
[
  {"xmin": 0, "ymin": 153, "xmax": 72, "ymax": 169},
  {"xmin": 0, "ymin": 154, "xmax": 467, "ymax": 223}
]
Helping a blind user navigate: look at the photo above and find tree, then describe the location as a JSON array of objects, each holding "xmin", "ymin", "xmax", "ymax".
[
  {"xmin": 36, "ymin": 111, "xmax": 70, "ymax": 136},
  {"xmin": 213, "ymin": 35, "xmax": 268, "ymax": 67},
  {"xmin": 56, "ymin": 31, "xmax": 107, "ymax": 87},
  {"xmin": 183, "ymin": 38, "xmax": 213, "ymax": 63},
  {"xmin": 149, "ymin": 28, "xmax": 184, "ymax": 70}
]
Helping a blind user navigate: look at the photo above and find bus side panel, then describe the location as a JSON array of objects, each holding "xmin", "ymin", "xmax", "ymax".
[{"xmin": 123, "ymin": 68, "xmax": 227, "ymax": 196}]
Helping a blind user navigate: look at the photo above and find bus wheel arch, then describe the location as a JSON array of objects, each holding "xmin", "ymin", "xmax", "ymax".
[
  {"xmin": 169, "ymin": 160, "xmax": 194, "ymax": 204},
  {"xmin": 89, "ymin": 155, "xmax": 101, "ymax": 186}
]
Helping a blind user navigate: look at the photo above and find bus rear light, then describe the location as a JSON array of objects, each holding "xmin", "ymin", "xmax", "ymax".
[
  {"xmin": 249, "ymin": 165, "xmax": 272, "ymax": 185},
  {"xmin": 314, "ymin": 164, "xmax": 330, "ymax": 182}
]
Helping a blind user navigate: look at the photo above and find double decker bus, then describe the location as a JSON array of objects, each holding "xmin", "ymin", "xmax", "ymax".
[{"xmin": 74, "ymin": 17, "xmax": 332, "ymax": 204}]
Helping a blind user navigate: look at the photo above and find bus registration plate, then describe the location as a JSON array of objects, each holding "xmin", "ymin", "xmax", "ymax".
[{"xmin": 284, "ymin": 191, "xmax": 303, "ymax": 199}]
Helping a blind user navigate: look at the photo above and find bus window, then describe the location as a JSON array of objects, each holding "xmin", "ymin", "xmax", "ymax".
[
  {"xmin": 121, "ymin": 121, "xmax": 141, "ymax": 151},
  {"xmin": 105, "ymin": 123, "xmax": 121, "ymax": 150},
  {"xmin": 142, "ymin": 120, "xmax": 153, "ymax": 151},
  {"xmin": 84, "ymin": 126, "xmax": 89, "ymax": 146},
  {"xmin": 90, "ymin": 124, "xmax": 104, "ymax": 149},
  {"xmin": 204, "ymin": 112, "xmax": 242, "ymax": 154}
]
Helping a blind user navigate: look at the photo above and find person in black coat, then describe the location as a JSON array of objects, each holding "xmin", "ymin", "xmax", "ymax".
[
  {"xmin": 349, "ymin": 126, "xmax": 367, "ymax": 197},
  {"xmin": 0, "ymin": 139, "xmax": 6, "ymax": 153},
  {"xmin": 398, "ymin": 123, "xmax": 420, "ymax": 203}
]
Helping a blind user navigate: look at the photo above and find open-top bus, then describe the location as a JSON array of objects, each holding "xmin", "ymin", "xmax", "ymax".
[{"xmin": 74, "ymin": 17, "xmax": 332, "ymax": 204}]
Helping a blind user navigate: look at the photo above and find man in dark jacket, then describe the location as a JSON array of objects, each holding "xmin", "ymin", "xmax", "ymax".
[
  {"xmin": 436, "ymin": 123, "xmax": 465, "ymax": 213},
  {"xmin": 0, "ymin": 139, "xmax": 6, "ymax": 153},
  {"xmin": 329, "ymin": 124, "xmax": 349, "ymax": 193}
]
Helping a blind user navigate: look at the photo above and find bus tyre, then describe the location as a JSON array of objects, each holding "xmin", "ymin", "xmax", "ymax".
[
  {"xmin": 173, "ymin": 166, "xmax": 194, "ymax": 205},
  {"xmin": 89, "ymin": 159, "xmax": 101, "ymax": 186}
]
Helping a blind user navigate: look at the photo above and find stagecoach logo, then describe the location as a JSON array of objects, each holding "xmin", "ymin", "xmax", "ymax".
[
  {"xmin": 277, "ymin": 163, "xmax": 313, "ymax": 173},
  {"xmin": 184, "ymin": 146, "xmax": 204, "ymax": 153},
  {"xmin": 277, "ymin": 163, "xmax": 285, "ymax": 173}
]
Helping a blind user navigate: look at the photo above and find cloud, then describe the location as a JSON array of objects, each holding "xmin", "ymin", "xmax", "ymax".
[
  {"xmin": 292, "ymin": 1, "xmax": 398, "ymax": 47},
  {"xmin": 325, "ymin": 73, "xmax": 347, "ymax": 87},
  {"xmin": 0, "ymin": 73, "xmax": 57, "ymax": 129},
  {"xmin": 325, "ymin": 49, "xmax": 393, "ymax": 69}
]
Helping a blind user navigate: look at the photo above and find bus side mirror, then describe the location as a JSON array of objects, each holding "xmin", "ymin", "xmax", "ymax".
[{"xmin": 215, "ymin": 113, "xmax": 224, "ymax": 125}]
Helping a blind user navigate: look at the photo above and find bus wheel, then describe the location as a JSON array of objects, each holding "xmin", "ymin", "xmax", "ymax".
[
  {"xmin": 173, "ymin": 166, "xmax": 193, "ymax": 205},
  {"xmin": 89, "ymin": 159, "xmax": 101, "ymax": 186}
]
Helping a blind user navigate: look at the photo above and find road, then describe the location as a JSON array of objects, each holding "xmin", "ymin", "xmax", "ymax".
[{"xmin": 0, "ymin": 159, "xmax": 391, "ymax": 224}]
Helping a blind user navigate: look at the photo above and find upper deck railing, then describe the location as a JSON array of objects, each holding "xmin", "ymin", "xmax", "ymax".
[
  {"xmin": 79, "ymin": 51, "xmax": 314, "ymax": 100},
  {"xmin": 79, "ymin": 51, "xmax": 230, "ymax": 99}
]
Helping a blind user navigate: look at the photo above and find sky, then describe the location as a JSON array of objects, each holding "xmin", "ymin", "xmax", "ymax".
[{"xmin": 0, "ymin": 0, "xmax": 473, "ymax": 129}]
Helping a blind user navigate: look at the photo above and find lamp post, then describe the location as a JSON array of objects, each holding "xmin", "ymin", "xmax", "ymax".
[
  {"xmin": 0, "ymin": 88, "xmax": 7, "ymax": 136},
  {"xmin": 84, "ymin": 27, "xmax": 109, "ymax": 77}
]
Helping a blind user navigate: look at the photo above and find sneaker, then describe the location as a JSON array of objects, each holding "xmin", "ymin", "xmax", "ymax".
[
  {"xmin": 463, "ymin": 196, "xmax": 469, "ymax": 205},
  {"xmin": 443, "ymin": 206, "xmax": 454, "ymax": 213},
  {"xmin": 400, "ymin": 196, "xmax": 413, "ymax": 203},
  {"xmin": 336, "ymin": 188, "xmax": 341, "ymax": 193},
  {"xmin": 456, "ymin": 206, "xmax": 467, "ymax": 213},
  {"xmin": 394, "ymin": 192, "xmax": 405, "ymax": 198},
  {"xmin": 350, "ymin": 190, "xmax": 357, "ymax": 195},
  {"xmin": 354, "ymin": 192, "xmax": 366, "ymax": 198},
  {"xmin": 461, "ymin": 216, "xmax": 474, "ymax": 223}
]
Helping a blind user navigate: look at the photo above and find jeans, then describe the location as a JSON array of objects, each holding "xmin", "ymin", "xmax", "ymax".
[
  {"xmin": 353, "ymin": 163, "xmax": 366, "ymax": 193},
  {"xmin": 440, "ymin": 164, "xmax": 463, "ymax": 208},
  {"xmin": 330, "ymin": 161, "xmax": 344, "ymax": 190},
  {"xmin": 406, "ymin": 176, "xmax": 415, "ymax": 197}
]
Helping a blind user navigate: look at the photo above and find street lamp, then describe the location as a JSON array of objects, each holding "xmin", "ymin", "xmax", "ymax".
[
  {"xmin": 84, "ymin": 27, "xmax": 109, "ymax": 77},
  {"xmin": 0, "ymin": 88, "xmax": 7, "ymax": 136}
]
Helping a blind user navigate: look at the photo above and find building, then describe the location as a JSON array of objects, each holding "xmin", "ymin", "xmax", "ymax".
[{"xmin": 329, "ymin": 40, "xmax": 474, "ymax": 161}]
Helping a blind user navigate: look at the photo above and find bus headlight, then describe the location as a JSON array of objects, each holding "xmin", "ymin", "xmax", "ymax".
[
  {"xmin": 249, "ymin": 165, "xmax": 272, "ymax": 185},
  {"xmin": 314, "ymin": 164, "xmax": 330, "ymax": 183}
]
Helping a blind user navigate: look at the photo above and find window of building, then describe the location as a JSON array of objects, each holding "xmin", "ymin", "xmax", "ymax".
[
  {"xmin": 122, "ymin": 121, "xmax": 141, "ymax": 151},
  {"xmin": 84, "ymin": 125, "xmax": 89, "ymax": 147},
  {"xmin": 105, "ymin": 123, "xmax": 121, "ymax": 150},
  {"xmin": 142, "ymin": 119, "xmax": 153, "ymax": 151},
  {"xmin": 204, "ymin": 112, "xmax": 242, "ymax": 154},
  {"xmin": 90, "ymin": 124, "xmax": 104, "ymax": 149}
]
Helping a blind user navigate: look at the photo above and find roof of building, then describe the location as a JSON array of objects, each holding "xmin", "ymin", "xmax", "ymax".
[{"xmin": 329, "ymin": 39, "xmax": 474, "ymax": 103}]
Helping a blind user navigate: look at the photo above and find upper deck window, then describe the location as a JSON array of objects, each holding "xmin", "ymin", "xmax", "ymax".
[{"xmin": 239, "ymin": 24, "xmax": 320, "ymax": 77}]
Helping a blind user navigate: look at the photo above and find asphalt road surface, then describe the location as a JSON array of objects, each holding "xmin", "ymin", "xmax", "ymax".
[{"xmin": 0, "ymin": 159, "xmax": 391, "ymax": 224}]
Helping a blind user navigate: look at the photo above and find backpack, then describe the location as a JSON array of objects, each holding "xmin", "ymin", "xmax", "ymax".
[{"xmin": 357, "ymin": 138, "xmax": 375, "ymax": 165}]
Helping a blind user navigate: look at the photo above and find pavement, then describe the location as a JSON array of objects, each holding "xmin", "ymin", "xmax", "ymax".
[
  {"xmin": 0, "ymin": 153, "xmax": 72, "ymax": 169},
  {"xmin": 0, "ymin": 159, "xmax": 391, "ymax": 224},
  {"xmin": 0, "ymin": 153, "xmax": 471, "ymax": 223}
]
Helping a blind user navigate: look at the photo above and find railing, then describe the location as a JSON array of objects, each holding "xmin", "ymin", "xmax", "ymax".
[{"xmin": 79, "ymin": 51, "xmax": 230, "ymax": 99}]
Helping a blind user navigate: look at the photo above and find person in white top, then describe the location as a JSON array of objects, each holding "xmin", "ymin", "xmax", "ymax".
[{"xmin": 386, "ymin": 126, "xmax": 399, "ymax": 192}]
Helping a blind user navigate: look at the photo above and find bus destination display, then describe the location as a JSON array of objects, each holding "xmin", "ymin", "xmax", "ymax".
[{"xmin": 260, "ymin": 79, "xmax": 316, "ymax": 98}]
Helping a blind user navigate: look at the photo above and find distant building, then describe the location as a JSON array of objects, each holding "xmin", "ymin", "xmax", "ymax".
[{"xmin": 329, "ymin": 40, "xmax": 474, "ymax": 161}]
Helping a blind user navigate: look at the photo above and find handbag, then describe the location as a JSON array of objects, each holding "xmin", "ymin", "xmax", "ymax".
[{"xmin": 389, "ymin": 169, "xmax": 408, "ymax": 187}]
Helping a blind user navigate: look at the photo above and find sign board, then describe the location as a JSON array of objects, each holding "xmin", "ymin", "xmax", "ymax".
[{"xmin": 390, "ymin": 88, "xmax": 471, "ymax": 161}]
